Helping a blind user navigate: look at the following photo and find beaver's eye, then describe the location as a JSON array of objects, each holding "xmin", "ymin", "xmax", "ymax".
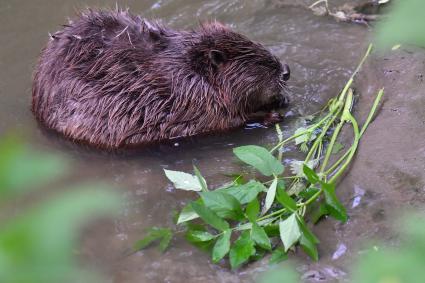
[{"xmin": 281, "ymin": 64, "xmax": 290, "ymax": 81}]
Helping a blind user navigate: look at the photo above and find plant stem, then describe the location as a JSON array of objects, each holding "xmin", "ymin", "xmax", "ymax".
[
  {"xmin": 257, "ymin": 208, "xmax": 287, "ymax": 222},
  {"xmin": 320, "ymin": 121, "xmax": 344, "ymax": 177},
  {"xmin": 320, "ymin": 88, "xmax": 354, "ymax": 175},
  {"xmin": 325, "ymin": 89, "xmax": 384, "ymax": 176},
  {"xmin": 270, "ymin": 112, "xmax": 333, "ymax": 153},
  {"xmin": 359, "ymin": 88, "xmax": 384, "ymax": 136},
  {"xmin": 329, "ymin": 112, "xmax": 360, "ymax": 184},
  {"xmin": 304, "ymin": 111, "xmax": 340, "ymax": 162}
]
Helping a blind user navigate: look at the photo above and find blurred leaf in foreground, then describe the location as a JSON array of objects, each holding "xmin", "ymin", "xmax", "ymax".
[
  {"xmin": 353, "ymin": 213, "xmax": 425, "ymax": 283},
  {"xmin": 257, "ymin": 264, "xmax": 298, "ymax": 283},
  {"xmin": 0, "ymin": 186, "xmax": 120, "ymax": 283},
  {"xmin": 0, "ymin": 135, "xmax": 67, "ymax": 198},
  {"xmin": 376, "ymin": 0, "xmax": 425, "ymax": 48},
  {"xmin": 0, "ymin": 136, "xmax": 121, "ymax": 283}
]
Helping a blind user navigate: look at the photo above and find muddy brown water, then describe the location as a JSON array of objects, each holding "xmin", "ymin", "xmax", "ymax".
[{"xmin": 0, "ymin": 0, "xmax": 377, "ymax": 282}]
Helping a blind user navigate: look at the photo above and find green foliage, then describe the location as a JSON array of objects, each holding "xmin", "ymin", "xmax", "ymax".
[
  {"xmin": 220, "ymin": 180, "xmax": 265, "ymax": 204},
  {"xmin": 376, "ymin": 0, "xmax": 425, "ymax": 48},
  {"xmin": 176, "ymin": 200, "xmax": 200, "ymax": 224},
  {"xmin": 331, "ymin": 142, "xmax": 344, "ymax": 154},
  {"xmin": 262, "ymin": 178, "xmax": 278, "ymax": 215},
  {"xmin": 200, "ymin": 191, "xmax": 244, "ymax": 220},
  {"xmin": 229, "ymin": 231, "xmax": 255, "ymax": 269},
  {"xmin": 269, "ymin": 247, "xmax": 288, "ymax": 265},
  {"xmin": 352, "ymin": 214, "xmax": 425, "ymax": 283},
  {"xmin": 233, "ymin": 145, "xmax": 284, "ymax": 176},
  {"xmin": 185, "ymin": 230, "xmax": 215, "ymax": 242},
  {"xmin": 134, "ymin": 227, "xmax": 173, "ymax": 252},
  {"xmin": 246, "ymin": 198, "xmax": 260, "ymax": 222},
  {"xmin": 0, "ymin": 136, "xmax": 67, "ymax": 198},
  {"xmin": 251, "ymin": 223, "xmax": 271, "ymax": 251},
  {"xmin": 322, "ymin": 182, "xmax": 348, "ymax": 222},
  {"xmin": 212, "ymin": 230, "xmax": 231, "ymax": 262},
  {"xmin": 279, "ymin": 213, "xmax": 301, "ymax": 252},
  {"xmin": 191, "ymin": 201, "xmax": 229, "ymax": 231},
  {"xmin": 136, "ymin": 45, "xmax": 384, "ymax": 269},
  {"xmin": 163, "ymin": 169, "xmax": 204, "ymax": 191},
  {"xmin": 257, "ymin": 265, "xmax": 298, "ymax": 283},
  {"xmin": 0, "ymin": 137, "xmax": 120, "ymax": 283}
]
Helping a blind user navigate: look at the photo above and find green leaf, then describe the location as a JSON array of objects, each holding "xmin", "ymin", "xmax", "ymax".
[
  {"xmin": 186, "ymin": 230, "xmax": 215, "ymax": 242},
  {"xmin": 190, "ymin": 202, "xmax": 229, "ymax": 231},
  {"xmin": 322, "ymin": 182, "xmax": 348, "ymax": 223},
  {"xmin": 251, "ymin": 223, "xmax": 271, "ymax": 250},
  {"xmin": 232, "ymin": 174, "xmax": 246, "ymax": 185},
  {"xmin": 134, "ymin": 233, "xmax": 158, "ymax": 251},
  {"xmin": 300, "ymin": 235, "xmax": 318, "ymax": 261},
  {"xmin": 279, "ymin": 213, "xmax": 301, "ymax": 252},
  {"xmin": 229, "ymin": 231, "xmax": 256, "ymax": 269},
  {"xmin": 176, "ymin": 200, "xmax": 201, "ymax": 224},
  {"xmin": 287, "ymin": 181, "xmax": 306, "ymax": 196},
  {"xmin": 159, "ymin": 229, "xmax": 173, "ymax": 252},
  {"xmin": 276, "ymin": 185, "xmax": 297, "ymax": 212},
  {"xmin": 134, "ymin": 227, "xmax": 173, "ymax": 253},
  {"xmin": 0, "ymin": 185, "xmax": 120, "ymax": 283},
  {"xmin": 193, "ymin": 165, "xmax": 208, "ymax": 192},
  {"xmin": 0, "ymin": 138, "xmax": 68, "ymax": 197},
  {"xmin": 303, "ymin": 164, "xmax": 320, "ymax": 184},
  {"xmin": 258, "ymin": 265, "xmax": 299, "ymax": 283},
  {"xmin": 331, "ymin": 142, "xmax": 344, "ymax": 154},
  {"xmin": 200, "ymin": 191, "xmax": 244, "ymax": 220},
  {"xmin": 376, "ymin": 0, "xmax": 425, "ymax": 48},
  {"xmin": 297, "ymin": 217, "xmax": 320, "ymax": 244},
  {"xmin": 212, "ymin": 230, "xmax": 231, "ymax": 263},
  {"xmin": 251, "ymin": 249, "xmax": 267, "ymax": 261},
  {"xmin": 311, "ymin": 203, "xmax": 329, "ymax": 224},
  {"xmin": 294, "ymin": 127, "xmax": 308, "ymax": 145},
  {"xmin": 297, "ymin": 216, "xmax": 320, "ymax": 260},
  {"xmin": 233, "ymin": 145, "xmax": 284, "ymax": 176},
  {"xmin": 163, "ymin": 169, "xmax": 203, "ymax": 191},
  {"xmin": 269, "ymin": 247, "xmax": 288, "ymax": 265},
  {"xmin": 246, "ymin": 198, "xmax": 260, "ymax": 222},
  {"xmin": 264, "ymin": 224, "xmax": 280, "ymax": 237},
  {"xmin": 185, "ymin": 228, "xmax": 214, "ymax": 251},
  {"xmin": 262, "ymin": 178, "xmax": 278, "ymax": 215},
  {"xmin": 294, "ymin": 127, "xmax": 316, "ymax": 145},
  {"xmin": 289, "ymin": 159, "xmax": 316, "ymax": 177},
  {"xmin": 299, "ymin": 187, "xmax": 320, "ymax": 200},
  {"xmin": 221, "ymin": 180, "xmax": 266, "ymax": 204}
]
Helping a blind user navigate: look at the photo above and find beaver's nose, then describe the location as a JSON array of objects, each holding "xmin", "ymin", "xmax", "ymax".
[
  {"xmin": 280, "ymin": 95, "xmax": 290, "ymax": 108},
  {"xmin": 278, "ymin": 91, "xmax": 290, "ymax": 108},
  {"xmin": 282, "ymin": 64, "xmax": 290, "ymax": 81}
]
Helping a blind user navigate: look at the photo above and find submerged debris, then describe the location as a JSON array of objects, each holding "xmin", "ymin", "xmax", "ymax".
[{"xmin": 309, "ymin": 0, "xmax": 392, "ymax": 25}]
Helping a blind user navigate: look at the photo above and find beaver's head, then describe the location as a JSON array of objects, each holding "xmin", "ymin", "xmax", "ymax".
[{"xmin": 189, "ymin": 22, "xmax": 290, "ymax": 113}]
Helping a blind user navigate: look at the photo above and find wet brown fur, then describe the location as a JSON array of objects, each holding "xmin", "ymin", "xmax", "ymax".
[{"xmin": 32, "ymin": 9, "xmax": 290, "ymax": 149}]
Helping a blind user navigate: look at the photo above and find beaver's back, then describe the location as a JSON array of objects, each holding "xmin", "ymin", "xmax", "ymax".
[
  {"xmin": 32, "ymin": 9, "xmax": 289, "ymax": 149},
  {"xmin": 32, "ymin": 10, "xmax": 177, "ymax": 147}
]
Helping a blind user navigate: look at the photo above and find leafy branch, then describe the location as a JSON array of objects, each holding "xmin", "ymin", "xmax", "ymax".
[{"xmin": 135, "ymin": 44, "xmax": 384, "ymax": 269}]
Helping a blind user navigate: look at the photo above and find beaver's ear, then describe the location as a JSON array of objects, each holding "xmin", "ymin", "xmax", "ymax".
[{"xmin": 209, "ymin": 50, "xmax": 227, "ymax": 68}]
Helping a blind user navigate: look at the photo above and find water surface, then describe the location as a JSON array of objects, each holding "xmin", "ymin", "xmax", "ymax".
[{"xmin": 0, "ymin": 1, "xmax": 369, "ymax": 282}]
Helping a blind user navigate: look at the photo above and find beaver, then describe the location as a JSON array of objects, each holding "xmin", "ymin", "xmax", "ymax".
[{"xmin": 32, "ymin": 9, "xmax": 290, "ymax": 149}]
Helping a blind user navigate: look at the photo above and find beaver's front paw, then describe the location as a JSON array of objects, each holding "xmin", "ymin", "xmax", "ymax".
[{"xmin": 263, "ymin": 112, "xmax": 283, "ymax": 126}]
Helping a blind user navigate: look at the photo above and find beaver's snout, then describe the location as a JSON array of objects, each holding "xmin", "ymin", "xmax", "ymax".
[
  {"xmin": 282, "ymin": 64, "xmax": 290, "ymax": 81},
  {"xmin": 279, "ymin": 93, "xmax": 290, "ymax": 108},
  {"xmin": 277, "ymin": 64, "xmax": 290, "ymax": 108}
]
